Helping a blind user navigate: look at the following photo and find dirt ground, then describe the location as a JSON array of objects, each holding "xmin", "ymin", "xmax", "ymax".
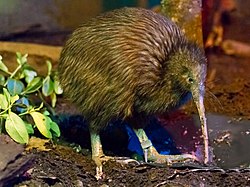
[{"xmin": 0, "ymin": 6, "xmax": 250, "ymax": 187}]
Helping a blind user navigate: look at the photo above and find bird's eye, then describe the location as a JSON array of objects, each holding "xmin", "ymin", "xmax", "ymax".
[{"xmin": 187, "ymin": 77, "xmax": 194, "ymax": 84}]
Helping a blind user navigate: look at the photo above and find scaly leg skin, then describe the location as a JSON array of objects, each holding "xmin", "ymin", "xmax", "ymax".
[
  {"xmin": 90, "ymin": 129, "xmax": 140, "ymax": 179},
  {"xmin": 90, "ymin": 130, "xmax": 114, "ymax": 180},
  {"xmin": 133, "ymin": 128, "xmax": 197, "ymax": 164}
]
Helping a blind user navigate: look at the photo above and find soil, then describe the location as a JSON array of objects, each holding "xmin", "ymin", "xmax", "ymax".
[
  {"xmin": 0, "ymin": 6, "xmax": 250, "ymax": 187},
  {"xmin": 11, "ymin": 144, "xmax": 250, "ymax": 187}
]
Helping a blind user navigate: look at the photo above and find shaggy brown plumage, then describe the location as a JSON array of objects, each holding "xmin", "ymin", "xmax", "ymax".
[{"xmin": 58, "ymin": 7, "xmax": 208, "ymax": 178}]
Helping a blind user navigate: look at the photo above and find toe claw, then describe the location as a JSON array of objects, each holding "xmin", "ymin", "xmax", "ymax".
[
  {"xmin": 165, "ymin": 154, "xmax": 198, "ymax": 165},
  {"xmin": 95, "ymin": 165, "xmax": 104, "ymax": 180},
  {"xmin": 115, "ymin": 158, "xmax": 140, "ymax": 165}
]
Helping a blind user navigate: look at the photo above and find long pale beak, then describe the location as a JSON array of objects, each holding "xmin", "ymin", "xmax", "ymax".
[{"xmin": 192, "ymin": 85, "xmax": 210, "ymax": 164}]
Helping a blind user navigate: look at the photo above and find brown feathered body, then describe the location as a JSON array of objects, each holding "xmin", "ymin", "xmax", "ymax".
[{"xmin": 58, "ymin": 7, "xmax": 206, "ymax": 131}]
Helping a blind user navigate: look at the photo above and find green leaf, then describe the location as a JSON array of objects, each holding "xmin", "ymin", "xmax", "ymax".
[
  {"xmin": 5, "ymin": 112, "xmax": 29, "ymax": 144},
  {"xmin": 25, "ymin": 122, "xmax": 34, "ymax": 134},
  {"xmin": 43, "ymin": 115, "xmax": 60, "ymax": 137},
  {"xmin": 23, "ymin": 69, "xmax": 37, "ymax": 83},
  {"xmin": 23, "ymin": 77, "xmax": 42, "ymax": 94},
  {"xmin": 10, "ymin": 95, "xmax": 19, "ymax": 104},
  {"xmin": 46, "ymin": 60, "xmax": 52, "ymax": 75},
  {"xmin": 7, "ymin": 78, "xmax": 25, "ymax": 96},
  {"xmin": 16, "ymin": 52, "xmax": 28, "ymax": 65},
  {"xmin": 0, "ymin": 74, "xmax": 5, "ymax": 85},
  {"xmin": 53, "ymin": 77, "xmax": 63, "ymax": 95},
  {"xmin": 37, "ymin": 102, "xmax": 44, "ymax": 110},
  {"xmin": 43, "ymin": 110, "xmax": 50, "ymax": 116},
  {"xmin": 42, "ymin": 76, "xmax": 54, "ymax": 97},
  {"xmin": 16, "ymin": 52, "xmax": 22, "ymax": 59},
  {"xmin": 30, "ymin": 112, "xmax": 52, "ymax": 138},
  {"xmin": 0, "ymin": 55, "xmax": 9, "ymax": 73},
  {"xmin": 3, "ymin": 88, "xmax": 10, "ymax": 105},
  {"xmin": 51, "ymin": 92, "xmax": 57, "ymax": 108},
  {"xmin": 0, "ymin": 94, "xmax": 8, "ymax": 110},
  {"xmin": 50, "ymin": 121, "xmax": 60, "ymax": 137}
]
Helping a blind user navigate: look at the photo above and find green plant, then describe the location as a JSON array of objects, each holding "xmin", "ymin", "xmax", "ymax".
[{"xmin": 0, "ymin": 52, "xmax": 63, "ymax": 144}]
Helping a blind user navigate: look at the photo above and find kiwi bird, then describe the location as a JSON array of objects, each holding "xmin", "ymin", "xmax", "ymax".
[{"xmin": 58, "ymin": 7, "xmax": 209, "ymax": 179}]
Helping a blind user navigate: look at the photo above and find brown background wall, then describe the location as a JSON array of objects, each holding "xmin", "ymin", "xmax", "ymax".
[{"xmin": 0, "ymin": 0, "xmax": 154, "ymax": 38}]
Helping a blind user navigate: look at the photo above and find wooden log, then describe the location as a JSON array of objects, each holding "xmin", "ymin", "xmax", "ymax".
[{"xmin": 161, "ymin": 0, "xmax": 204, "ymax": 46}]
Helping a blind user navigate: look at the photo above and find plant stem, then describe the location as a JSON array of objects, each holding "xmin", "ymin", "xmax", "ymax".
[
  {"xmin": 38, "ymin": 91, "xmax": 55, "ymax": 115},
  {"xmin": 0, "ymin": 105, "xmax": 12, "ymax": 115},
  {"xmin": 3, "ymin": 64, "xmax": 23, "ymax": 87}
]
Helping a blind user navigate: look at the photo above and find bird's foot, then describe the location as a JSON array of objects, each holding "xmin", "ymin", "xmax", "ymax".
[
  {"xmin": 151, "ymin": 153, "xmax": 198, "ymax": 165},
  {"xmin": 144, "ymin": 145, "xmax": 198, "ymax": 165},
  {"xmin": 114, "ymin": 157, "xmax": 140, "ymax": 165},
  {"xmin": 93, "ymin": 155, "xmax": 140, "ymax": 179},
  {"xmin": 133, "ymin": 129, "xmax": 198, "ymax": 165},
  {"xmin": 95, "ymin": 164, "xmax": 104, "ymax": 180},
  {"xmin": 92, "ymin": 155, "xmax": 113, "ymax": 180}
]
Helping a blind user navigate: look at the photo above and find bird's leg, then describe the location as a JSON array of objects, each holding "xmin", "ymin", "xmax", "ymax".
[
  {"xmin": 90, "ymin": 126, "xmax": 139, "ymax": 179},
  {"xmin": 90, "ymin": 128, "xmax": 115, "ymax": 179},
  {"xmin": 90, "ymin": 130, "xmax": 105, "ymax": 179},
  {"xmin": 133, "ymin": 128, "xmax": 197, "ymax": 164}
]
